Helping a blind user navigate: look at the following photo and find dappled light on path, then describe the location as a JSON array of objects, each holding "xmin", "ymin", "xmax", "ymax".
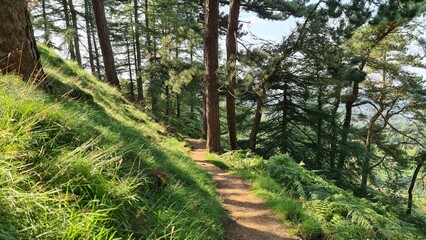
[{"xmin": 187, "ymin": 139, "xmax": 299, "ymax": 240}]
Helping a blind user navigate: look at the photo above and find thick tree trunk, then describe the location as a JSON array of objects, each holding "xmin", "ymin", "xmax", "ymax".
[
  {"xmin": 92, "ymin": 0, "xmax": 120, "ymax": 89},
  {"xmin": 225, "ymin": 0, "xmax": 240, "ymax": 150},
  {"xmin": 204, "ymin": 0, "xmax": 221, "ymax": 153},
  {"xmin": 0, "ymin": 0, "xmax": 45, "ymax": 84}
]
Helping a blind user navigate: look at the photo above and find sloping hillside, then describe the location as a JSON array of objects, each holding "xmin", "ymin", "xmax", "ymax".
[
  {"xmin": 0, "ymin": 45, "xmax": 224, "ymax": 239},
  {"xmin": 206, "ymin": 152, "xmax": 426, "ymax": 240}
]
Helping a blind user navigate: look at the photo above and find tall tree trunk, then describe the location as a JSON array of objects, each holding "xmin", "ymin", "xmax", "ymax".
[
  {"xmin": 281, "ymin": 80, "xmax": 289, "ymax": 153},
  {"xmin": 204, "ymin": 0, "xmax": 221, "ymax": 153},
  {"xmin": 68, "ymin": 0, "xmax": 82, "ymax": 65},
  {"xmin": 92, "ymin": 0, "xmax": 120, "ymax": 89},
  {"xmin": 41, "ymin": 0, "xmax": 51, "ymax": 46},
  {"xmin": 62, "ymin": 0, "xmax": 75, "ymax": 60},
  {"xmin": 176, "ymin": 93, "xmax": 181, "ymax": 117},
  {"xmin": 0, "ymin": 0, "xmax": 46, "ymax": 84},
  {"xmin": 225, "ymin": 0, "xmax": 240, "ymax": 150},
  {"xmin": 360, "ymin": 66, "xmax": 387, "ymax": 193},
  {"xmin": 126, "ymin": 38, "xmax": 135, "ymax": 101},
  {"xmin": 407, "ymin": 157, "xmax": 425, "ymax": 215},
  {"xmin": 202, "ymin": 92, "xmax": 207, "ymax": 139},
  {"xmin": 89, "ymin": 9, "xmax": 101, "ymax": 78},
  {"xmin": 329, "ymin": 86, "xmax": 341, "ymax": 173},
  {"xmin": 316, "ymin": 84, "xmax": 323, "ymax": 169},
  {"xmin": 145, "ymin": 0, "xmax": 151, "ymax": 55},
  {"xmin": 84, "ymin": 0, "xmax": 96, "ymax": 74},
  {"xmin": 249, "ymin": 93, "xmax": 263, "ymax": 151},
  {"xmin": 337, "ymin": 22, "xmax": 398, "ymax": 178},
  {"xmin": 165, "ymin": 85, "xmax": 170, "ymax": 116},
  {"xmin": 134, "ymin": 0, "xmax": 144, "ymax": 103}
]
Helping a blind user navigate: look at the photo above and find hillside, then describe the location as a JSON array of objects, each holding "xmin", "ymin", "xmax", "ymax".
[
  {"xmin": 206, "ymin": 152, "xmax": 426, "ymax": 240},
  {"xmin": 2, "ymin": 45, "xmax": 425, "ymax": 240},
  {"xmin": 0, "ymin": 45, "xmax": 224, "ymax": 239}
]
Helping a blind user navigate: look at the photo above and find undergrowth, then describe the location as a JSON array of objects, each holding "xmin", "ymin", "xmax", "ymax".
[
  {"xmin": 0, "ymin": 45, "xmax": 224, "ymax": 239},
  {"xmin": 206, "ymin": 151, "xmax": 426, "ymax": 240}
]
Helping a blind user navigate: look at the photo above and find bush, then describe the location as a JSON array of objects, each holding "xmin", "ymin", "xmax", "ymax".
[{"xmin": 299, "ymin": 218, "xmax": 323, "ymax": 240}]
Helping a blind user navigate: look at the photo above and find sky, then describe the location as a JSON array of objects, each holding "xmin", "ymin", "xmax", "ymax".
[
  {"xmin": 231, "ymin": 9, "xmax": 426, "ymax": 79},
  {"xmin": 238, "ymin": 9, "xmax": 295, "ymax": 43}
]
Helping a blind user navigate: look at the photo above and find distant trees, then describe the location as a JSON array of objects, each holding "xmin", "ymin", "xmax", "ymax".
[{"xmin": 0, "ymin": 0, "xmax": 45, "ymax": 84}]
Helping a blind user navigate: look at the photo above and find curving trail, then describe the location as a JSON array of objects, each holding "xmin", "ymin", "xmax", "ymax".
[{"xmin": 187, "ymin": 139, "xmax": 300, "ymax": 240}]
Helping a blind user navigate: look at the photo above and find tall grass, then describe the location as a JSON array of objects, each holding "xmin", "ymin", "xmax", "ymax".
[{"xmin": 0, "ymin": 45, "xmax": 224, "ymax": 239}]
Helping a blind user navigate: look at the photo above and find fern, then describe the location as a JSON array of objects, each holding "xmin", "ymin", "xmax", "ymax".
[{"xmin": 306, "ymin": 200, "xmax": 333, "ymax": 222}]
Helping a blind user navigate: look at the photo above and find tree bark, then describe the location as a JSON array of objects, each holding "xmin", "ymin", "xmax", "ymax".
[
  {"xmin": 316, "ymin": 83, "xmax": 323, "ymax": 169},
  {"xmin": 281, "ymin": 80, "xmax": 289, "ymax": 153},
  {"xmin": 126, "ymin": 38, "xmax": 135, "ymax": 101},
  {"xmin": 249, "ymin": 93, "xmax": 263, "ymax": 151},
  {"xmin": 337, "ymin": 22, "xmax": 398, "ymax": 177},
  {"xmin": 407, "ymin": 157, "xmax": 425, "ymax": 215},
  {"xmin": 92, "ymin": 0, "xmax": 120, "ymax": 89},
  {"xmin": 0, "ymin": 0, "xmax": 45, "ymax": 84},
  {"xmin": 84, "ymin": 0, "xmax": 96, "ymax": 74},
  {"xmin": 134, "ymin": 0, "xmax": 144, "ymax": 103},
  {"xmin": 204, "ymin": 0, "xmax": 221, "ymax": 153},
  {"xmin": 225, "ymin": 0, "xmax": 240, "ymax": 150},
  {"xmin": 202, "ymin": 92, "xmax": 207, "ymax": 139},
  {"xmin": 337, "ymin": 81, "xmax": 359, "ymax": 173},
  {"xmin": 62, "ymin": 0, "xmax": 75, "ymax": 60},
  {"xmin": 41, "ymin": 0, "xmax": 51, "ymax": 46},
  {"xmin": 68, "ymin": 0, "xmax": 82, "ymax": 65}
]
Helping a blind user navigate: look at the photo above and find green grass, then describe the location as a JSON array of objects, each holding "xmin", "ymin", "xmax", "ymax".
[
  {"xmin": 0, "ymin": 45, "xmax": 224, "ymax": 239},
  {"xmin": 208, "ymin": 150, "xmax": 426, "ymax": 240}
]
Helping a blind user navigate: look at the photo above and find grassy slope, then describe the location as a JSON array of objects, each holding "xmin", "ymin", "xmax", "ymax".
[
  {"xmin": 206, "ymin": 151, "xmax": 426, "ymax": 240},
  {"xmin": 0, "ymin": 45, "xmax": 224, "ymax": 239}
]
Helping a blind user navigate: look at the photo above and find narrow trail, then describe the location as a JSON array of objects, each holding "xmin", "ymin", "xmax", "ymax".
[{"xmin": 187, "ymin": 139, "xmax": 299, "ymax": 240}]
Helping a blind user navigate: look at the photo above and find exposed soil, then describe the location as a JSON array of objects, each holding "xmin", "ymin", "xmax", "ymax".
[{"xmin": 187, "ymin": 139, "xmax": 300, "ymax": 240}]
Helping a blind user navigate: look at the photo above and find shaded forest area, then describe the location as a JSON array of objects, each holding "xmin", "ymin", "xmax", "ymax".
[{"xmin": 1, "ymin": 0, "xmax": 426, "ymax": 239}]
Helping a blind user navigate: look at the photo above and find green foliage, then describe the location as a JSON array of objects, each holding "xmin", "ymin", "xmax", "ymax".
[
  {"xmin": 210, "ymin": 151, "xmax": 426, "ymax": 240},
  {"xmin": 299, "ymin": 218, "xmax": 323, "ymax": 240},
  {"xmin": 0, "ymin": 45, "xmax": 224, "ymax": 239}
]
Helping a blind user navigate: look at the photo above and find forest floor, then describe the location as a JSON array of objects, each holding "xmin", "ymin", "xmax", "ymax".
[{"xmin": 187, "ymin": 139, "xmax": 300, "ymax": 240}]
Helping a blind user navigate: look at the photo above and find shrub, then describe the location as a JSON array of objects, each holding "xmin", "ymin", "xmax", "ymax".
[{"xmin": 299, "ymin": 218, "xmax": 323, "ymax": 240}]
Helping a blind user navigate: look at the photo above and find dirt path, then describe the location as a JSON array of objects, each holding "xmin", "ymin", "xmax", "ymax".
[{"xmin": 187, "ymin": 139, "xmax": 299, "ymax": 240}]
